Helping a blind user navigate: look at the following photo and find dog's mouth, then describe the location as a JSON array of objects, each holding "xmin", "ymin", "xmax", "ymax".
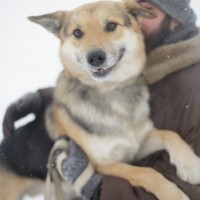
[
  {"xmin": 91, "ymin": 66, "xmax": 115, "ymax": 78},
  {"xmin": 90, "ymin": 48, "xmax": 125, "ymax": 78}
]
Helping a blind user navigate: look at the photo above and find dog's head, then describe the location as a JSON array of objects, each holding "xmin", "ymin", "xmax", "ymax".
[{"xmin": 29, "ymin": 0, "xmax": 154, "ymax": 87}]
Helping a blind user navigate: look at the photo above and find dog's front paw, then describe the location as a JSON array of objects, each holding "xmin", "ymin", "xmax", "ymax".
[{"xmin": 175, "ymin": 154, "xmax": 200, "ymax": 184}]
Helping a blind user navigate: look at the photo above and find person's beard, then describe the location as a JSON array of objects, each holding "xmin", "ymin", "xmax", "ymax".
[{"xmin": 144, "ymin": 16, "xmax": 172, "ymax": 54}]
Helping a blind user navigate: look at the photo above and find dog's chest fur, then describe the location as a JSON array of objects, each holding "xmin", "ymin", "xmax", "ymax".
[{"xmin": 53, "ymin": 71, "xmax": 153, "ymax": 163}]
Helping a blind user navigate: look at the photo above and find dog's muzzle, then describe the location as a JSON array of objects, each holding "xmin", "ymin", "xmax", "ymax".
[{"xmin": 87, "ymin": 48, "xmax": 125, "ymax": 78}]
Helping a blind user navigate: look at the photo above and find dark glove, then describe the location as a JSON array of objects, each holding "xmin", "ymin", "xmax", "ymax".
[
  {"xmin": 3, "ymin": 87, "xmax": 53, "ymax": 138},
  {"xmin": 46, "ymin": 138, "xmax": 102, "ymax": 200}
]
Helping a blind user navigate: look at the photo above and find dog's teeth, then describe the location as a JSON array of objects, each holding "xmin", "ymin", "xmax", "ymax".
[
  {"xmin": 91, "ymin": 68, "xmax": 104, "ymax": 73},
  {"xmin": 91, "ymin": 66, "xmax": 114, "ymax": 78}
]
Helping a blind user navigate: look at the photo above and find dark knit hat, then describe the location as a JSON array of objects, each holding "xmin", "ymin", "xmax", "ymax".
[{"xmin": 144, "ymin": 0, "xmax": 195, "ymax": 25}]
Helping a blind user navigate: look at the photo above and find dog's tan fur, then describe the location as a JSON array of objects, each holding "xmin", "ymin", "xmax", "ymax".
[
  {"xmin": 1, "ymin": 0, "xmax": 200, "ymax": 199},
  {"xmin": 0, "ymin": 165, "xmax": 44, "ymax": 200}
]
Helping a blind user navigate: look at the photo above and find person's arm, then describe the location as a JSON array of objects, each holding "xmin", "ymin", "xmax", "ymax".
[
  {"xmin": 1, "ymin": 89, "xmax": 154, "ymax": 200},
  {"xmin": 1, "ymin": 88, "xmax": 102, "ymax": 200}
]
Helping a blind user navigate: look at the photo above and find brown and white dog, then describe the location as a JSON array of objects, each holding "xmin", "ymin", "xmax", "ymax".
[{"xmin": 1, "ymin": 0, "xmax": 200, "ymax": 199}]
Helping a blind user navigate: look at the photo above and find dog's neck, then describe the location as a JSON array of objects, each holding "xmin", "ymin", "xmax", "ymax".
[{"xmin": 54, "ymin": 70, "xmax": 150, "ymax": 136}]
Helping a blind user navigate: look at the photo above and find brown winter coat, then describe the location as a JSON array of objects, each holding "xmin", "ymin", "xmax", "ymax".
[{"xmin": 100, "ymin": 31, "xmax": 200, "ymax": 200}]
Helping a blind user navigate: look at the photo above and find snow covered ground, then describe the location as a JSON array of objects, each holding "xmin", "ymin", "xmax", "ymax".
[{"xmin": 0, "ymin": 0, "xmax": 200, "ymax": 199}]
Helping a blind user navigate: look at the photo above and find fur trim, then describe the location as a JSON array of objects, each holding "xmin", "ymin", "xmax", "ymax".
[{"xmin": 143, "ymin": 31, "xmax": 200, "ymax": 84}]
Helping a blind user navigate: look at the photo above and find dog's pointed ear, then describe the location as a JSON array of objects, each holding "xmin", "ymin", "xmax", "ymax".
[
  {"xmin": 28, "ymin": 11, "xmax": 66, "ymax": 37},
  {"xmin": 124, "ymin": 0, "xmax": 156, "ymax": 19}
]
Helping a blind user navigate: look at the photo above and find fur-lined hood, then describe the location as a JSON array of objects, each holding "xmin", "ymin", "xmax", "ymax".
[{"xmin": 144, "ymin": 31, "xmax": 200, "ymax": 85}]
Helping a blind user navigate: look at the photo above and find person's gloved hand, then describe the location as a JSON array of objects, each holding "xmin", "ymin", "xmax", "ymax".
[
  {"xmin": 3, "ymin": 87, "xmax": 53, "ymax": 138},
  {"xmin": 46, "ymin": 138, "xmax": 102, "ymax": 200}
]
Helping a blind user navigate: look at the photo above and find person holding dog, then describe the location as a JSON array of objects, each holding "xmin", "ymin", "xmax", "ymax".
[{"xmin": 1, "ymin": 0, "xmax": 200, "ymax": 199}]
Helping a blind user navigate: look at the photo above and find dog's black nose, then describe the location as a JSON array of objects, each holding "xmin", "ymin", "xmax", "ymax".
[{"xmin": 87, "ymin": 49, "xmax": 106, "ymax": 67}]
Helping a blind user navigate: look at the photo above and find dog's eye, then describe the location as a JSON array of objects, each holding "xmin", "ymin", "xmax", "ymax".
[
  {"xmin": 73, "ymin": 28, "xmax": 83, "ymax": 39},
  {"xmin": 105, "ymin": 22, "xmax": 118, "ymax": 32}
]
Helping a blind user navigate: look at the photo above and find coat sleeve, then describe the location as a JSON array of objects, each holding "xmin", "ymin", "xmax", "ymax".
[{"xmin": 3, "ymin": 87, "xmax": 53, "ymax": 138}]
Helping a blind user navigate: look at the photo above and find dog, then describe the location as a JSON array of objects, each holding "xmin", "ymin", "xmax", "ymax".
[{"xmin": 1, "ymin": 0, "xmax": 200, "ymax": 199}]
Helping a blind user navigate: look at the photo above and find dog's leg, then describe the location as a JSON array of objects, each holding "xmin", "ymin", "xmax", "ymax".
[
  {"xmin": 136, "ymin": 129, "xmax": 200, "ymax": 184},
  {"xmin": 54, "ymin": 106, "xmax": 189, "ymax": 200},
  {"xmin": 96, "ymin": 162, "xmax": 189, "ymax": 200},
  {"xmin": 0, "ymin": 165, "xmax": 44, "ymax": 200},
  {"xmin": 53, "ymin": 105, "xmax": 96, "ymax": 165}
]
